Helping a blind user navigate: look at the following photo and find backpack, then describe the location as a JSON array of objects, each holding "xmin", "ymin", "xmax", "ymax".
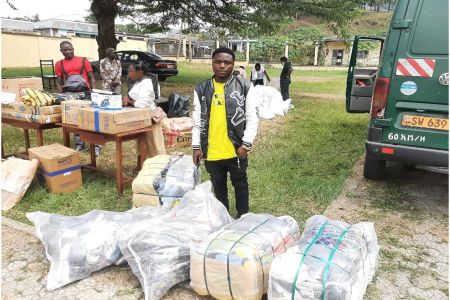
[{"xmin": 60, "ymin": 57, "xmax": 90, "ymax": 93}]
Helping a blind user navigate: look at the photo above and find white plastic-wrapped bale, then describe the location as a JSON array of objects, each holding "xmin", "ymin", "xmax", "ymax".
[
  {"xmin": 268, "ymin": 215, "xmax": 379, "ymax": 300},
  {"xmin": 26, "ymin": 206, "xmax": 170, "ymax": 290},
  {"xmin": 132, "ymin": 154, "xmax": 201, "ymax": 208},
  {"xmin": 117, "ymin": 181, "xmax": 233, "ymax": 300},
  {"xmin": 190, "ymin": 213, "xmax": 300, "ymax": 300}
]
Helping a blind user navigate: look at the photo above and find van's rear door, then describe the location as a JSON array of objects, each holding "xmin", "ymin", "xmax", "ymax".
[{"xmin": 382, "ymin": 0, "xmax": 449, "ymax": 150}]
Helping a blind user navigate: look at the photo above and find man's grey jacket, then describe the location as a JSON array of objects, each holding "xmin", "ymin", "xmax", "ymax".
[{"xmin": 192, "ymin": 75, "xmax": 260, "ymax": 159}]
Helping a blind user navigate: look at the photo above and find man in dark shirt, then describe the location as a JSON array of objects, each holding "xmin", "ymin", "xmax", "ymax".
[{"xmin": 280, "ymin": 56, "xmax": 293, "ymax": 101}]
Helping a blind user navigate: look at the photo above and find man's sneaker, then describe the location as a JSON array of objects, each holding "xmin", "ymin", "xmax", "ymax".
[
  {"xmin": 95, "ymin": 149, "xmax": 101, "ymax": 157},
  {"xmin": 75, "ymin": 145, "xmax": 88, "ymax": 152}
]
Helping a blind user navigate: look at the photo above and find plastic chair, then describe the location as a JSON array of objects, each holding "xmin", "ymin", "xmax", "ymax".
[{"xmin": 40, "ymin": 59, "xmax": 57, "ymax": 90}]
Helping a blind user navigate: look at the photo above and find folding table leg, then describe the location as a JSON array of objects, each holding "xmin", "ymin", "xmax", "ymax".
[
  {"xmin": 116, "ymin": 138, "xmax": 124, "ymax": 194},
  {"xmin": 62, "ymin": 130, "xmax": 71, "ymax": 148},
  {"xmin": 24, "ymin": 129, "xmax": 31, "ymax": 150},
  {"xmin": 37, "ymin": 128, "xmax": 44, "ymax": 146},
  {"xmin": 90, "ymin": 143, "xmax": 96, "ymax": 168},
  {"xmin": 140, "ymin": 133, "xmax": 146, "ymax": 169}
]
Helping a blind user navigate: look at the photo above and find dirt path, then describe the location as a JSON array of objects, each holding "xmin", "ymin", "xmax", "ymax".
[{"xmin": 324, "ymin": 157, "xmax": 449, "ymax": 299}]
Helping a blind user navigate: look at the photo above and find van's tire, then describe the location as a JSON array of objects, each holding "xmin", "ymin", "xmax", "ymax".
[{"xmin": 363, "ymin": 153, "xmax": 386, "ymax": 180}]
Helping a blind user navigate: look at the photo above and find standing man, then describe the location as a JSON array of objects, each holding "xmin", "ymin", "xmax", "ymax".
[
  {"xmin": 280, "ymin": 56, "xmax": 293, "ymax": 100},
  {"xmin": 100, "ymin": 48, "xmax": 122, "ymax": 94},
  {"xmin": 55, "ymin": 41, "xmax": 102, "ymax": 157},
  {"xmin": 192, "ymin": 47, "xmax": 260, "ymax": 218}
]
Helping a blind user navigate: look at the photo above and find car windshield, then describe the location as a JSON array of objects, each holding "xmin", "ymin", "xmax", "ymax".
[{"xmin": 145, "ymin": 52, "xmax": 164, "ymax": 60}]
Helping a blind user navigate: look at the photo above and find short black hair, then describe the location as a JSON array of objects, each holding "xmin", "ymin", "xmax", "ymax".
[
  {"xmin": 280, "ymin": 56, "xmax": 288, "ymax": 62},
  {"xmin": 212, "ymin": 47, "xmax": 235, "ymax": 61},
  {"xmin": 60, "ymin": 41, "xmax": 73, "ymax": 48},
  {"xmin": 132, "ymin": 61, "xmax": 148, "ymax": 74},
  {"xmin": 255, "ymin": 63, "xmax": 261, "ymax": 68},
  {"xmin": 239, "ymin": 66, "xmax": 245, "ymax": 69}
]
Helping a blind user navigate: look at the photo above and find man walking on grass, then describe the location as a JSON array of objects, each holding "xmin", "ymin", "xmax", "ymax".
[{"xmin": 192, "ymin": 47, "xmax": 260, "ymax": 218}]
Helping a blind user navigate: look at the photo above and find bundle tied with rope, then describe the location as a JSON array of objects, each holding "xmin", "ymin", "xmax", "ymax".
[
  {"xmin": 20, "ymin": 88, "xmax": 55, "ymax": 106},
  {"xmin": 190, "ymin": 213, "xmax": 300, "ymax": 300},
  {"xmin": 268, "ymin": 215, "xmax": 379, "ymax": 300}
]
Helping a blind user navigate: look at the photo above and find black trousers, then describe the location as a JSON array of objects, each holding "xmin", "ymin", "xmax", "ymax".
[
  {"xmin": 280, "ymin": 82, "xmax": 290, "ymax": 100},
  {"xmin": 205, "ymin": 157, "xmax": 249, "ymax": 217},
  {"xmin": 254, "ymin": 79, "xmax": 264, "ymax": 86}
]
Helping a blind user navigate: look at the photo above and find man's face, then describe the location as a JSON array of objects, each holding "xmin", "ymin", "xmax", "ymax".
[
  {"xmin": 212, "ymin": 53, "xmax": 234, "ymax": 82},
  {"xmin": 255, "ymin": 66, "xmax": 261, "ymax": 71},
  {"xmin": 108, "ymin": 52, "xmax": 116, "ymax": 61},
  {"xmin": 60, "ymin": 44, "xmax": 74, "ymax": 60}
]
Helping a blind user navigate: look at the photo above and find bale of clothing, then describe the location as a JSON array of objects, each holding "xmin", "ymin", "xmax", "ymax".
[
  {"xmin": 190, "ymin": 213, "xmax": 301, "ymax": 300},
  {"xmin": 132, "ymin": 154, "xmax": 200, "ymax": 208},
  {"xmin": 26, "ymin": 206, "xmax": 171, "ymax": 290},
  {"xmin": 27, "ymin": 181, "xmax": 232, "ymax": 300},
  {"xmin": 117, "ymin": 181, "xmax": 233, "ymax": 300},
  {"xmin": 268, "ymin": 215, "xmax": 379, "ymax": 300},
  {"xmin": 254, "ymin": 85, "xmax": 292, "ymax": 120}
]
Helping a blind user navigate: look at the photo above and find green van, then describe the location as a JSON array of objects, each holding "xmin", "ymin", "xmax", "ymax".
[{"xmin": 346, "ymin": 0, "xmax": 449, "ymax": 179}]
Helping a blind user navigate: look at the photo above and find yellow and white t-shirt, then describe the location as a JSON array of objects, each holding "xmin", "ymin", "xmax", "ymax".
[{"xmin": 207, "ymin": 79, "xmax": 236, "ymax": 161}]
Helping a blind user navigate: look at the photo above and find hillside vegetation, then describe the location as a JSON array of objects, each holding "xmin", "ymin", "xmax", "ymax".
[{"xmin": 296, "ymin": 12, "xmax": 392, "ymax": 36}]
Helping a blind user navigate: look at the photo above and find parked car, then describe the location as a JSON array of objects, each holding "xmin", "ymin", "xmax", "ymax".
[
  {"xmin": 90, "ymin": 51, "xmax": 178, "ymax": 81},
  {"xmin": 346, "ymin": 0, "xmax": 448, "ymax": 179}
]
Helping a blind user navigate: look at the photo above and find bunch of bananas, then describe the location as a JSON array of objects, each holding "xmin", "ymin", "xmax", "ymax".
[{"xmin": 20, "ymin": 88, "xmax": 55, "ymax": 106}]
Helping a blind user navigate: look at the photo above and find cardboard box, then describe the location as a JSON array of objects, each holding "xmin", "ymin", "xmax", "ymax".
[
  {"xmin": 33, "ymin": 105, "xmax": 62, "ymax": 115},
  {"xmin": 91, "ymin": 91, "xmax": 122, "ymax": 109},
  {"xmin": 164, "ymin": 131, "xmax": 192, "ymax": 148},
  {"xmin": 1, "ymin": 111, "xmax": 62, "ymax": 124},
  {"xmin": 1, "ymin": 77, "xmax": 43, "ymax": 102},
  {"xmin": 1, "ymin": 158, "xmax": 39, "ymax": 211},
  {"xmin": 28, "ymin": 144, "xmax": 82, "ymax": 193},
  {"xmin": 161, "ymin": 117, "xmax": 194, "ymax": 135},
  {"xmin": 1, "ymin": 102, "xmax": 33, "ymax": 114},
  {"xmin": 78, "ymin": 107, "xmax": 152, "ymax": 134},
  {"xmin": 1, "ymin": 102, "xmax": 61, "ymax": 115},
  {"xmin": 62, "ymin": 100, "xmax": 92, "ymax": 125}
]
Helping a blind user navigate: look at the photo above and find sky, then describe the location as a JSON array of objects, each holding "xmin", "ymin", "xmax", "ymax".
[{"xmin": 1, "ymin": 0, "xmax": 126, "ymax": 23}]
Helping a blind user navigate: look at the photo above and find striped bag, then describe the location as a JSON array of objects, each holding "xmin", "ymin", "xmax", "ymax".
[{"xmin": 20, "ymin": 88, "xmax": 55, "ymax": 106}]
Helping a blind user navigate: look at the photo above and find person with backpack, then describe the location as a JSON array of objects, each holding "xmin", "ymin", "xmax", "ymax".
[
  {"xmin": 55, "ymin": 41, "xmax": 102, "ymax": 156},
  {"xmin": 279, "ymin": 56, "xmax": 293, "ymax": 101}
]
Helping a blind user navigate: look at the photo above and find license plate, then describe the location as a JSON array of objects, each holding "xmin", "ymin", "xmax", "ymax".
[
  {"xmin": 166, "ymin": 65, "xmax": 174, "ymax": 68},
  {"xmin": 402, "ymin": 115, "xmax": 449, "ymax": 131}
]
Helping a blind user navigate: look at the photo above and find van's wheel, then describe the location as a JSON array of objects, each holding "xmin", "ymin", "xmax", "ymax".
[{"xmin": 363, "ymin": 153, "xmax": 386, "ymax": 180}]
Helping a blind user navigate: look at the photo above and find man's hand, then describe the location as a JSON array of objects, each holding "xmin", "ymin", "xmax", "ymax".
[
  {"xmin": 236, "ymin": 147, "xmax": 248, "ymax": 159},
  {"xmin": 193, "ymin": 149, "xmax": 204, "ymax": 166}
]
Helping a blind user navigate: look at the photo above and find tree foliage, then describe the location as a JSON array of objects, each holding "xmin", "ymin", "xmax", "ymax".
[{"xmin": 13, "ymin": 14, "xmax": 40, "ymax": 22}]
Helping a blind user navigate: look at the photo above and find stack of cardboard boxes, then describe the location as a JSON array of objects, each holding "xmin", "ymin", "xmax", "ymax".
[{"xmin": 1, "ymin": 102, "xmax": 62, "ymax": 123}]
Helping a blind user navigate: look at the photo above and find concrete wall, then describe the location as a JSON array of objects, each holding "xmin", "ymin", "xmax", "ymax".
[
  {"xmin": 1, "ymin": 32, "xmax": 146, "ymax": 68},
  {"xmin": 323, "ymin": 41, "xmax": 382, "ymax": 67}
]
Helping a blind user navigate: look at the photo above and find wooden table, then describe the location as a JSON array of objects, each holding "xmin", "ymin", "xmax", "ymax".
[
  {"xmin": 56, "ymin": 123, "xmax": 151, "ymax": 194},
  {"xmin": 1, "ymin": 118, "xmax": 60, "ymax": 159}
]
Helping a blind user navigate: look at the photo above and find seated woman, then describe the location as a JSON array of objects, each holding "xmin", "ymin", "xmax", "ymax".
[{"xmin": 122, "ymin": 62, "xmax": 166, "ymax": 170}]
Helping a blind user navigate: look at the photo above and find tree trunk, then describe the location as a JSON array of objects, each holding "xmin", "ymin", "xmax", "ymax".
[
  {"xmin": 91, "ymin": 0, "xmax": 119, "ymax": 60},
  {"xmin": 388, "ymin": 0, "xmax": 391, "ymax": 12}
]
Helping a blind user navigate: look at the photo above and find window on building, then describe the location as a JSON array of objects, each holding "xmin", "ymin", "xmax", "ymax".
[
  {"xmin": 331, "ymin": 49, "xmax": 344, "ymax": 65},
  {"xmin": 357, "ymin": 50, "xmax": 369, "ymax": 59}
]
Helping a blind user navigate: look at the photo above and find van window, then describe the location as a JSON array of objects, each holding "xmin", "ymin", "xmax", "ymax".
[{"xmin": 411, "ymin": 0, "xmax": 449, "ymax": 55}]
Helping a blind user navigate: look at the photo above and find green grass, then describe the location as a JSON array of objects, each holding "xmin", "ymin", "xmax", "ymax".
[
  {"xmin": 2, "ymin": 62, "xmax": 368, "ymax": 227},
  {"xmin": 1, "ymin": 67, "xmax": 55, "ymax": 78}
]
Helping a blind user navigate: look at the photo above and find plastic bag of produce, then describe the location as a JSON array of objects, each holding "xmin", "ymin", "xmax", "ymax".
[
  {"xmin": 190, "ymin": 213, "xmax": 300, "ymax": 300},
  {"xmin": 268, "ymin": 215, "xmax": 379, "ymax": 300},
  {"xmin": 117, "ymin": 181, "xmax": 233, "ymax": 300},
  {"xmin": 26, "ymin": 206, "xmax": 170, "ymax": 290}
]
